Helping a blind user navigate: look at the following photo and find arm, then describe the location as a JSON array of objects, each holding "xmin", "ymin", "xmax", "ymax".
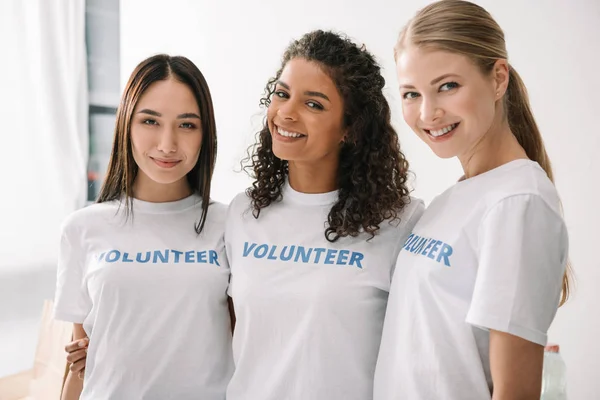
[
  {"xmin": 60, "ymin": 324, "xmax": 87, "ymax": 400},
  {"xmin": 490, "ymin": 329, "xmax": 544, "ymax": 400},
  {"xmin": 467, "ymin": 195, "xmax": 567, "ymax": 399}
]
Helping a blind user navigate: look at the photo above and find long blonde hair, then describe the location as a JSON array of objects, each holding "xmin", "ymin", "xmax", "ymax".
[{"xmin": 396, "ymin": 0, "xmax": 571, "ymax": 305}]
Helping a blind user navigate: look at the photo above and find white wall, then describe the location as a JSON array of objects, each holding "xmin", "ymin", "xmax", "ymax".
[{"xmin": 121, "ymin": 1, "xmax": 600, "ymax": 397}]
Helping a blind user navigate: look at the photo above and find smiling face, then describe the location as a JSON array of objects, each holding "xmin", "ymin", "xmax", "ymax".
[
  {"xmin": 267, "ymin": 57, "xmax": 346, "ymax": 165},
  {"xmin": 129, "ymin": 77, "xmax": 203, "ymax": 196},
  {"xmin": 396, "ymin": 46, "xmax": 503, "ymax": 159}
]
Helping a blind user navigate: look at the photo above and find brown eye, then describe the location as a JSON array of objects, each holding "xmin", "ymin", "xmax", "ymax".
[
  {"xmin": 307, "ymin": 101, "xmax": 324, "ymax": 110},
  {"xmin": 180, "ymin": 122, "xmax": 196, "ymax": 129},
  {"xmin": 274, "ymin": 90, "xmax": 289, "ymax": 99}
]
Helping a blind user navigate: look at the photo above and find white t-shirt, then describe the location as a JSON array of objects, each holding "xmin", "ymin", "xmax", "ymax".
[
  {"xmin": 225, "ymin": 182, "xmax": 424, "ymax": 400},
  {"xmin": 373, "ymin": 159, "xmax": 568, "ymax": 400},
  {"xmin": 53, "ymin": 195, "xmax": 234, "ymax": 400}
]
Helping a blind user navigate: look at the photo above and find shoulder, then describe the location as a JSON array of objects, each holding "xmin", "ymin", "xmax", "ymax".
[
  {"xmin": 60, "ymin": 201, "xmax": 119, "ymax": 237},
  {"xmin": 226, "ymin": 191, "xmax": 253, "ymax": 218},
  {"xmin": 482, "ymin": 193, "xmax": 565, "ymax": 230},
  {"xmin": 393, "ymin": 196, "xmax": 425, "ymax": 230},
  {"xmin": 482, "ymin": 161, "xmax": 562, "ymax": 217},
  {"xmin": 402, "ymin": 196, "xmax": 425, "ymax": 222},
  {"xmin": 206, "ymin": 199, "xmax": 229, "ymax": 225},
  {"xmin": 230, "ymin": 191, "xmax": 251, "ymax": 206},
  {"xmin": 379, "ymin": 196, "xmax": 425, "ymax": 236}
]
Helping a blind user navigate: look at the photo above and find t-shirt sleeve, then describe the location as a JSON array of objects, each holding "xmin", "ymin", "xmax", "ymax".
[
  {"xmin": 466, "ymin": 194, "xmax": 568, "ymax": 346},
  {"xmin": 53, "ymin": 220, "xmax": 92, "ymax": 323}
]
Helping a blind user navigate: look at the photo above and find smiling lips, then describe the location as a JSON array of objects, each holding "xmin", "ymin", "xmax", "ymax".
[
  {"xmin": 424, "ymin": 122, "xmax": 460, "ymax": 140},
  {"xmin": 274, "ymin": 125, "xmax": 306, "ymax": 141},
  {"xmin": 151, "ymin": 157, "xmax": 181, "ymax": 168}
]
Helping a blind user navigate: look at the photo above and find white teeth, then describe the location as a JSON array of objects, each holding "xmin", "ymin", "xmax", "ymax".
[
  {"xmin": 430, "ymin": 123, "xmax": 458, "ymax": 137},
  {"xmin": 277, "ymin": 127, "xmax": 304, "ymax": 138}
]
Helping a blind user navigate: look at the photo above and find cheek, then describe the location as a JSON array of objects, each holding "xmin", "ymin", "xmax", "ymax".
[
  {"xmin": 266, "ymin": 104, "xmax": 277, "ymax": 126},
  {"xmin": 129, "ymin": 129, "xmax": 145, "ymax": 156},
  {"xmin": 457, "ymin": 89, "xmax": 495, "ymax": 128},
  {"xmin": 315, "ymin": 117, "xmax": 344, "ymax": 147},
  {"xmin": 401, "ymin": 104, "xmax": 420, "ymax": 132},
  {"xmin": 185, "ymin": 133, "xmax": 204, "ymax": 161}
]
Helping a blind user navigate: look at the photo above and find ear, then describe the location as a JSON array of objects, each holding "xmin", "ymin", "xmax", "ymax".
[
  {"xmin": 340, "ymin": 129, "xmax": 352, "ymax": 145},
  {"xmin": 339, "ymin": 126, "xmax": 348, "ymax": 144},
  {"xmin": 492, "ymin": 59, "xmax": 509, "ymax": 100}
]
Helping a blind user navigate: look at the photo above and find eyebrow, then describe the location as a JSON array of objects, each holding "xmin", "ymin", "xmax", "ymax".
[
  {"xmin": 399, "ymin": 73, "xmax": 462, "ymax": 90},
  {"xmin": 430, "ymin": 73, "xmax": 461, "ymax": 85},
  {"xmin": 276, "ymin": 80, "xmax": 331, "ymax": 102},
  {"xmin": 137, "ymin": 109, "xmax": 201, "ymax": 119}
]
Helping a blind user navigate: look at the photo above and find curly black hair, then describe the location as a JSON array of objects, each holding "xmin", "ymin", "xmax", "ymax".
[{"xmin": 243, "ymin": 30, "xmax": 411, "ymax": 242}]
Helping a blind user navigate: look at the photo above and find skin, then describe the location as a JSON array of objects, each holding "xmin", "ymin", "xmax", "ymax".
[
  {"xmin": 130, "ymin": 78, "xmax": 203, "ymax": 202},
  {"xmin": 268, "ymin": 57, "xmax": 346, "ymax": 194}
]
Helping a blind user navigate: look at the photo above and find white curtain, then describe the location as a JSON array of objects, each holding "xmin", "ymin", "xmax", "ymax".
[
  {"xmin": 0, "ymin": 0, "xmax": 87, "ymax": 377},
  {"xmin": 0, "ymin": 0, "xmax": 88, "ymax": 271}
]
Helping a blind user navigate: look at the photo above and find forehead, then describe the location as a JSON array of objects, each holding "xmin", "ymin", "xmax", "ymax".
[
  {"xmin": 279, "ymin": 58, "xmax": 339, "ymax": 94},
  {"xmin": 135, "ymin": 78, "xmax": 199, "ymax": 112},
  {"xmin": 396, "ymin": 46, "xmax": 480, "ymax": 86}
]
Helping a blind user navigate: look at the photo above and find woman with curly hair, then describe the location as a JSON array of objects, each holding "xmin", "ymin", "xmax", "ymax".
[{"xmin": 224, "ymin": 30, "xmax": 424, "ymax": 400}]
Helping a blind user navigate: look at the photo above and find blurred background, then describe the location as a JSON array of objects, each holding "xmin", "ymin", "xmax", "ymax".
[{"xmin": 0, "ymin": 0, "xmax": 598, "ymax": 398}]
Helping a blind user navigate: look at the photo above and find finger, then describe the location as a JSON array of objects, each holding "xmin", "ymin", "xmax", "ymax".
[
  {"xmin": 69, "ymin": 358, "xmax": 86, "ymax": 373},
  {"xmin": 66, "ymin": 348, "xmax": 87, "ymax": 363},
  {"xmin": 78, "ymin": 368, "xmax": 85, "ymax": 380},
  {"xmin": 65, "ymin": 338, "xmax": 88, "ymax": 353}
]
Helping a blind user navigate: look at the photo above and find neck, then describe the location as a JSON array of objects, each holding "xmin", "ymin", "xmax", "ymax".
[
  {"xmin": 132, "ymin": 172, "xmax": 193, "ymax": 202},
  {"xmin": 458, "ymin": 118, "xmax": 528, "ymax": 180},
  {"xmin": 287, "ymin": 157, "xmax": 338, "ymax": 194}
]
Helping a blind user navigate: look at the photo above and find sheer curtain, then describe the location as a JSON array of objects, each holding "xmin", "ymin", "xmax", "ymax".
[{"xmin": 0, "ymin": 0, "xmax": 87, "ymax": 376}]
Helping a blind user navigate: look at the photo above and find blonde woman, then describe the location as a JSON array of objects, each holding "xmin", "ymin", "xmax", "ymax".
[{"xmin": 374, "ymin": 1, "xmax": 570, "ymax": 399}]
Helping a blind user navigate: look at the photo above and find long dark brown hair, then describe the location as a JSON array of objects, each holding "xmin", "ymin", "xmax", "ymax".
[
  {"xmin": 97, "ymin": 54, "xmax": 217, "ymax": 234},
  {"xmin": 397, "ymin": 0, "xmax": 571, "ymax": 304},
  {"xmin": 244, "ymin": 30, "xmax": 411, "ymax": 242}
]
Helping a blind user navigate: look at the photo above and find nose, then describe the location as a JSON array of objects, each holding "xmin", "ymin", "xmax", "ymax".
[
  {"xmin": 157, "ymin": 125, "xmax": 177, "ymax": 154},
  {"xmin": 277, "ymin": 100, "xmax": 299, "ymax": 121},
  {"xmin": 419, "ymin": 96, "xmax": 442, "ymax": 124}
]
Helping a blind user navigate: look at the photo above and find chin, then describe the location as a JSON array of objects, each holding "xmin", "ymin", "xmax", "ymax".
[
  {"xmin": 427, "ymin": 145, "xmax": 458, "ymax": 159},
  {"xmin": 150, "ymin": 176, "xmax": 186, "ymax": 185},
  {"xmin": 143, "ymin": 167, "xmax": 189, "ymax": 186},
  {"xmin": 271, "ymin": 145, "xmax": 296, "ymax": 162},
  {"xmin": 431, "ymin": 150, "xmax": 457, "ymax": 159}
]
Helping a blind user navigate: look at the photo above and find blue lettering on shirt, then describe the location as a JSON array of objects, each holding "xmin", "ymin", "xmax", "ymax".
[
  {"xmin": 242, "ymin": 241, "xmax": 364, "ymax": 268},
  {"xmin": 403, "ymin": 233, "xmax": 453, "ymax": 267},
  {"xmin": 97, "ymin": 249, "xmax": 220, "ymax": 266}
]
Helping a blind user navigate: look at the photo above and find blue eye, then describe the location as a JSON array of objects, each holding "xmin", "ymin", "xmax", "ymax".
[
  {"xmin": 402, "ymin": 92, "xmax": 420, "ymax": 100},
  {"xmin": 440, "ymin": 82, "xmax": 459, "ymax": 91}
]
